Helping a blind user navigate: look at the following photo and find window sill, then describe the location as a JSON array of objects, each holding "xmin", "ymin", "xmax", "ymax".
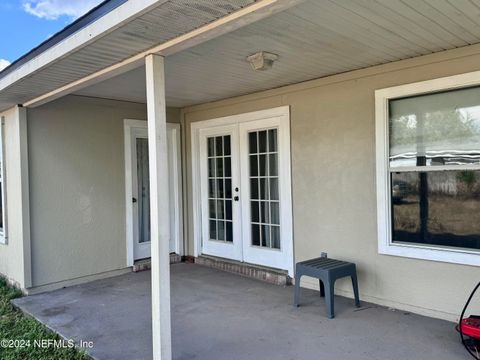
[{"xmin": 378, "ymin": 241, "xmax": 480, "ymax": 267}]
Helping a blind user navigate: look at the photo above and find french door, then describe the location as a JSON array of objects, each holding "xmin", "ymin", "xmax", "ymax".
[
  {"xmin": 200, "ymin": 125, "xmax": 242, "ymax": 260},
  {"xmin": 197, "ymin": 108, "xmax": 293, "ymax": 273}
]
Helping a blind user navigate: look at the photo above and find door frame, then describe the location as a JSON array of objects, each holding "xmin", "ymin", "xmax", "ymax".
[
  {"xmin": 124, "ymin": 119, "xmax": 183, "ymax": 266},
  {"xmin": 190, "ymin": 106, "xmax": 294, "ymax": 275}
]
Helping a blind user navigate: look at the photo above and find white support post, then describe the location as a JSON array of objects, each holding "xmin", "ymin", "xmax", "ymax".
[{"xmin": 145, "ymin": 54, "xmax": 172, "ymax": 360}]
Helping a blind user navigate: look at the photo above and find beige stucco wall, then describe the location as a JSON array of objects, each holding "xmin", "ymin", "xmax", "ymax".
[
  {"xmin": 181, "ymin": 44, "xmax": 480, "ymax": 322},
  {"xmin": 27, "ymin": 95, "xmax": 179, "ymax": 288},
  {"xmin": 0, "ymin": 106, "xmax": 31, "ymax": 289}
]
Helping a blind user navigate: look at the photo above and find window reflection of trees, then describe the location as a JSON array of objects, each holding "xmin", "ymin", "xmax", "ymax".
[{"xmin": 389, "ymin": 88, "xmax": 480, "ymax": 251}]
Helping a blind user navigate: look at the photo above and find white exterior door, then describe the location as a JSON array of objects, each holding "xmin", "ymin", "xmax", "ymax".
[
  {"xmin": 125, "ymin": 121, "xmax": 182, "ymax": 263},
  {"xmin": 132, "ymin": 131, "xmax": 151, "ymax": 260},
  {"xmin": 194, "ymin": 107, "xmax": 293, "ymax": 274},
  {"xmin": 200, "ymin": 125, "xmax": 243, "ymax": 261},
  {"xmin": 239, "ymin": 118, "xmax": 293, "ymax": 270}
]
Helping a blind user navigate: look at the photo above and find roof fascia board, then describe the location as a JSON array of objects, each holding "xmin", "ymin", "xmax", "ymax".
[
  {"xmin": 0, "ymin": 0, "xmax": 167, "ymax": 93},
  {"xmin": 22, "ymin": 0, "xmax": 305, "ymax": 108}
]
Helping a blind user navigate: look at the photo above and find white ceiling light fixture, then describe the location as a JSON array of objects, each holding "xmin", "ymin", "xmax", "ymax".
[{"xmin": 246, "ymin": 51, "xmax": 278, "ymax": 71}]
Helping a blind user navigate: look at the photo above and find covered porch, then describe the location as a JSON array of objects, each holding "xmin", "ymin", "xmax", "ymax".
[
  {"xmin": 2, "ymin": 0, "xmax": 480, "ymax": 359},
  {"xmin": 13, "ymin": 263, "xmax": 464, "ymax": 360}
]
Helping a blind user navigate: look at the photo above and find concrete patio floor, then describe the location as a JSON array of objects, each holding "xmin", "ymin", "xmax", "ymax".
[{"xmin": 13, "ymin": 263, "xmax": 465, "ymax": 360}]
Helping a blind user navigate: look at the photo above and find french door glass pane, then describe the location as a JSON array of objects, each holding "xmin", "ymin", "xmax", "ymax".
[
  {"xmin": 261, "ymin": 225, "xmax": 269, "ymax": 247},
  {"xmin": 216, "ymin": 158, "xmax": 223, "ymax": 177},
  {"xmin": 218, "ymin": 221, "xmax": 225, "ymax": 240},
  {"xmin": 216, "ymin": 137, "xmax": 223, "ymax": 156},
  {"xmin": 252, "ymin": 224, "xmax": 260, "ymax": 246},
  {"xmin": 208, "ymin": 179, "xmax": 215, "ymax": 198},
  {"xmin": 250, "ymin": 155, "xmax": 258, "ymax": 176},
  {"xmin": 209, "ymin": 220, "xmax": 217, "ymax": 240},
  {"xmin": 271, "ymin": 202, "xmax": 280, "ymax": 225},
  {"xmin": 260, "ymin": 178, "xmax": 268, "ymax": 199},
  {"xmin": 224, "ymin": 136, "xmax": 231, "ymax": 156},
  {"xmin": 259, "ymin": 131, "xmax": 267, "ymax": 153},
  {"xmin": 226, "ymin": 200, "xmax": 232, "ymax": 220},
  {"xmin": 136, "ymin": 138, "xmax": 150, "ymax": 244},
  {"xmin": 260, "ymin": 201, "xmax": 269, "ymax": 223},
  {"xmin": 270, "ymin": 178, "xmax": 279, "ymax": 200},
  {"xmin": 249, "ymin": 132, "xmax": 257, "ymax": 153},
  {"xmin": 225, "ymin": 157, "xmax": 232, "ymax": 177},
  {"xmin": 207, "ymin": 135, "xmax": 233, "ymax": 242},
  {"xmin": 251, "ymin": 201, "xmax": 259, "ymax": 222},
  {"xmin": 271, "ymin": 226, "xmax": 280, "ymax": 248},
  {"xmin": 259, "ymin": 155, "xmax": 267, "ymax": 176},
  {"xmin": 268, "ymin": 129, "xmax": 278, "ymax": 152},
  {"xmin": 250, "ymin": 179, "xmax": 259, "ymax": 199},
  {"xmin": 208, "ymin": 138, "xmax": 215, "ymax": 157},
  {"xmin": 208, "ymin": 159, "xmax": 215, "ymax": 177},
  {"xmin": 209, "ymin": 200, "xmax": 216, "ymax": 218},
  {"xmin": 225, "ymin": 179, "xmax": 232, "ymax": 198},
  {"xmin": 269, "ymin": 154, "xmax": 278, "ymax": 176},
  {"xmin": 249, "ymin": 129, "xmax": 281, "ymax": 249},
  {"xmin": 226, "ymin": 222, "xmax": 233, "ymax": 242},
  {"xmin": 216, "ymin": 179, "xmax": 224, "ymax": 198}
]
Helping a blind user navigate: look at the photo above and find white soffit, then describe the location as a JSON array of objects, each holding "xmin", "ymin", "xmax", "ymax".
[
  {"xmin": 75, "ymin": 0, "xmax": 480, "ymax": 107},
  {"xmin": 0, "ymin": 0, "xmax": 256, "ymax": 112}
]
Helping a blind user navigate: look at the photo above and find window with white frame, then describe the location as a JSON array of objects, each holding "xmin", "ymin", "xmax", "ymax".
[
  {"xmin": 376, "ymin": 75, "xmax": 480, "ymax": 266},
  {"xmin": 0, "ymin": 116, "xmax": 6, "ymax": 244}
]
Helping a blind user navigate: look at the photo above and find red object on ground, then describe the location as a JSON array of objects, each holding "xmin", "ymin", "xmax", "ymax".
[{"xmin": 460, "ymin": 317, "xmax": 480, "ymax": 340}]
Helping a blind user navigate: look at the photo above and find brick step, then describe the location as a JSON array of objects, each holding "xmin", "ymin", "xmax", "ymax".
[
  {"xmin": 132, "ymin": 253, "xmax": 182, "ymax": 272},
  {"xmin": 195, "ymin": 255, "xmax": 291, "ymax": 286}
]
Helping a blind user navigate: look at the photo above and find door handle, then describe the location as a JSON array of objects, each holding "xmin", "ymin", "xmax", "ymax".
[
  {"xmin": 234, "ymin": 196, "xmax": 239, "ymax": 201},
  {"xmin": 132, "ymin": 197, "xmax": 137, "ymax": 203}
]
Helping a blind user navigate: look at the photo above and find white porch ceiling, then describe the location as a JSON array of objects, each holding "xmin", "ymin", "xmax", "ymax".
[
  {"xmin": 74, "ymin": 0, "xmax": 480, "ymax": 107},
  {"xmin": 4, "ymin": 0, "xmax": 480, "ymax": 110},
  {"xmin": 0, "ymin": 0, "xmax": 255, "ymax": 111}
]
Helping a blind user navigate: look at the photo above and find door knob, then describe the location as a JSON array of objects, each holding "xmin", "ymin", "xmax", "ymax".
[
  {"xmin": 132, "ymin": 197, "xmax": 137, "ymax": 203},
  {"xmin": 234, "ymin": 196, "xmax": 239, "ymax": 201}
]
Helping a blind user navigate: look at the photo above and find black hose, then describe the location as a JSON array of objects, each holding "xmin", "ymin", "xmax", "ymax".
[{"xmin": 460, "ymin": 281, "xmax": 480, "ymax": 359}]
